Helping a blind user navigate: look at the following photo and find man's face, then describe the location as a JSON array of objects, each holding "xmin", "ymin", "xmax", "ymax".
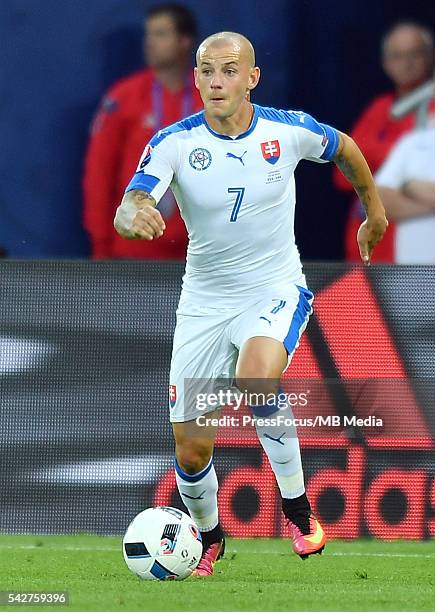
[
  {"xmin": 194, "ymin": 41, "xmax": 260, "ymax": 119},
  {"xmin": 144, "ymin": 14, "xmax": 189, "ymax": 68},
  {"xmin": 383, "ymin": 27, "xmax": 433, "ymax": 90}
]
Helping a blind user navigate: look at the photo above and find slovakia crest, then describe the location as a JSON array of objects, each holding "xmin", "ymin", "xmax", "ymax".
[
  {"xmin": 189, "ymin": 148, "xmax": 212, "ymax": 171},
  {"xmin": 169, "ymin": 384, "xmax": 177, "ymax": 408},
  {"xmin": 261, "ymin": 140, "xmax": 280, "ymax": 165}
]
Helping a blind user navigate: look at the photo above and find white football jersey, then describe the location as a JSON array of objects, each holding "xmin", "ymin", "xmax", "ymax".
[{"xmin": 126, "ymin": 104, "xmax": 339, "ymax": 307}]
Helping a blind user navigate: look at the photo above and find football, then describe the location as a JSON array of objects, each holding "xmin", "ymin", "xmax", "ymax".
[{"xmin": 122, "ymin": 506, "xmax": 203, "ymax": 580}]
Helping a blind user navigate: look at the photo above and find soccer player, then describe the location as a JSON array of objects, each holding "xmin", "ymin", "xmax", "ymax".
[{"xmin": 114, "ymin": 32, "xmax": 388, "ymax": 576}]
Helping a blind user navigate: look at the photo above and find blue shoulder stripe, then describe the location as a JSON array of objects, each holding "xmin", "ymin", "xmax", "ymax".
[
  {"xmin": 149, "ymin": 111, "xmax": 205, "ymax": 147},
  {"xmin": 255, "ymin": 105, "xmax": 339, "ymax": 160}
]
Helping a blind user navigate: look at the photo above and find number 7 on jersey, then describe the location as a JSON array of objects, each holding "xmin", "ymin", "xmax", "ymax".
[{"xmin": 227, "ymin": 187, "xmax": 245, "ymax": 222}]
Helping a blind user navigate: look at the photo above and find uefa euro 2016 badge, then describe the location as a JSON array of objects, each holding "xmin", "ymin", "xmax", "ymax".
[
  {"xmin": 261, "ymin": 140, "xmax": 281, "ymax": 165},
  {"xmin": 136, "ymin": 144, "xmax": 153, "ymax": 171},
  {"xmin": 189, "ymin": 148, "xmax": 212, "ymax": 171},
  {"xmin": 169, "ymin": 384, "xmax": 177, "ymax": 408}
]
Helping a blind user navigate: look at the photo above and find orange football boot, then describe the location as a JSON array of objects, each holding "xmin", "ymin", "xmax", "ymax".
[
  {"xmin": 287, "ymin": 513, "xmax": 327, "ymax": 559},
  {"xmin": 191, "ymin": 539, "xmax": 225, "ymax": 577}
]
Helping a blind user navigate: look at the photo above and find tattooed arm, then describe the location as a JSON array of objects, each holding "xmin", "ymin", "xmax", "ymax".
[
  {"xmin": 333, "ymin": 131, "xmax": 388, "ymax": 264},
  {"xmin": 113, "ymin": 189, "xmax": 166, "ymax": 240}
]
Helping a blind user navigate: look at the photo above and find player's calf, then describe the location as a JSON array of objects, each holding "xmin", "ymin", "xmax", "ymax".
[
  {"xmin": 173, "ymin": 424, "xmax": 225, "ymax": 576},
  {"xmin": 175, "ymin": 456, "xmax": 225, "ymax": 577}
]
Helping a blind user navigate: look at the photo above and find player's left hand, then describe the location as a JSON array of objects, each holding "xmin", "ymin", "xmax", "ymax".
[{"xmin": 357, "ymin": 216, "xmax": 388, "ymax": 265}]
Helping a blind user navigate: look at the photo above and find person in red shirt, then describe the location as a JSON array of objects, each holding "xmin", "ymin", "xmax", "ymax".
[
  {"xmin": 333, "ymin": 21, "xmax": 435, "ymax": 262},
  {"xmin": 83, "ymin": 4, "xmax": 202, "ymax": 259}
]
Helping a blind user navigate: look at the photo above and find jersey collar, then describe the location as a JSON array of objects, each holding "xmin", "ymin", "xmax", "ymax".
[{"xmin": 202, "ymin": 104, "xmax": 259, "ymax": 140}]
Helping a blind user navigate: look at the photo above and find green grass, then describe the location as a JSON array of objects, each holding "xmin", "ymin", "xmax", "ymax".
[{"xmin": 0, "ymin": 535, "xmax": 434, "ymax": 611}]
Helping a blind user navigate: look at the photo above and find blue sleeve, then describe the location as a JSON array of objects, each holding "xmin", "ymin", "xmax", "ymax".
[
  {"xmin": 125, "ymin": 173, "xmax": 160, "ymax": 193},
  {"xmin": 318, "ymin": 123, "xmax": 340, "ymax": 161},
  {"xmin": 294, "ymin": 112, "xmax": 339, "ymax": 161}
]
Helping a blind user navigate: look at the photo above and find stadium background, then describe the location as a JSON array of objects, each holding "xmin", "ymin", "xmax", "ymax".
[
  {"xmin": 0, "ymin": 263, "xmax": 433, "ymax": 539},
  {"xmin": 1, "ymin": 0, "xmax": 435, "ymax": 260},
  {"xmin": 0, "ymin": 0, "xmax": 434, "ymax": 543}
]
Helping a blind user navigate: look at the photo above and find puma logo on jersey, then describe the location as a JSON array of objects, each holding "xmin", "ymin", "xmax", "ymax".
[
  {"xmin": 294, "ymin": 111, "xmax": 306, "ymax": 123},
  {"xmin": 226, "ymin": 151, "xmax": 247, "ymax": 166}
]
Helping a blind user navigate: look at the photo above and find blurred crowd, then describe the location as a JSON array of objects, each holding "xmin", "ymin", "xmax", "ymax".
[
  {"xmin": 83, "ymin": 4, "xmax": 201, "ymax": 260},
  {"xmin": 334, "ymin": 20, "xmax": 435, "ymax": 264},
  {"xmin": 8, "ymin": 5, "xmax": 431, "ymax": 264}
]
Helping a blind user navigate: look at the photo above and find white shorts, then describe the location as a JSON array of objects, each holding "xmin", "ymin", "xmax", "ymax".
[{"xmin": 168, "ymin": 284, "xmax": 314, "ymax": 422}]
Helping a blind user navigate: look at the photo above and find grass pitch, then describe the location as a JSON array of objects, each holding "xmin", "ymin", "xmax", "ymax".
[{"xmin": 0, "ymin": 535, "xmax": 433, "ymax": 611}]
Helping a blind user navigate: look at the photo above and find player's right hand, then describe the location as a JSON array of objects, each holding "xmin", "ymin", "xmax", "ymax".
[
  {"xmin": 114, "ymin": 202, "xmax": 166, "ymax": 240},
  {"xmin": 128, "ymin": 205, "xmax": 166, "ymax": 240}
]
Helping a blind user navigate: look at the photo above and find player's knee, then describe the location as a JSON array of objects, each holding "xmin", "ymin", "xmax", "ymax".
[
  {"xmin": 175, "ymin": 441, "xmax": 213, "ymax": 475},
  {"xmin": 235, "ymin": 369, "xmax": 280, "ymax": 398},
  {"xmin": 236, "ymin": 352, "xmax": 282, "ymax": 397}
]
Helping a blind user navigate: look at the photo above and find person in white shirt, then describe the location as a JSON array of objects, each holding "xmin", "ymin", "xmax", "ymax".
[
  {"xmin": 376, "ymin": 126, "xmax": 435, "ymax": 263},
  {"xmin": 114, "ymin": 31, "xmax": 387, "ymax": 576}
]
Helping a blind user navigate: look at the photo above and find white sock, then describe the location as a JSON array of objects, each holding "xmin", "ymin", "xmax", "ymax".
[
  {"xmin": 254, "ymin": 403, "xmax": 305, "ymax": 499},
  {"xmin": 175, "ymin": 457, "xmax": 219, "ymax": 531}
]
